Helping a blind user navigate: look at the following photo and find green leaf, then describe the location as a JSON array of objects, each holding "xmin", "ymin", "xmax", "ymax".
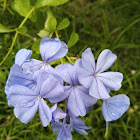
[
  {"xmin": 16, "ymin": 26, "xmax": 27, "ymax": 34},
  {"xmin": 35, "ymin": 0, "xmax": 68, "ymax": 8},
  {"xmin": 32, "ymin": 39, "xmax": 41, "ymax": 54},
  {"xmin": 0, "ymin": 70, "xmax": 6, "ymax": 82},
  {"xmin": 57, "ymin": 18, "xmax": 70, "ymax": 30},
  {"xmin": 44, "ymin": 8, "xmax": 57, "ymax": 32},
  {"xmin": 44, "ymin": 8, "xmax": 53, "ymax": 29},
  {"xmin": 67, "ymin": 32, "xmax": 79, "ymax": 48},
  {"xmin": 37, "ymin": 29, "xmax": 50, "ymax": 37},
  {"xmin": 48, "ymin": 16, "xmax": 57, "ymax": 31},
  {"xmin": 0, "ymin": 24, "xmax": 15, "ymax": 33},
  {"xmin": 14, "ymin": 0, "xmax": 31, "ymax": 17}
]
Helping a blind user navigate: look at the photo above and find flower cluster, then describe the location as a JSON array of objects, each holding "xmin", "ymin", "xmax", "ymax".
[{"xmin": 5, "ymin": 36, "xmax": 130, "ymax": 140}]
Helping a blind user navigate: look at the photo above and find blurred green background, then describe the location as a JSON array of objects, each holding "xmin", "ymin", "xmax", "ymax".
[{"xmin": 0, "ymin": 0, "xmax": 140, "ymax": 140}]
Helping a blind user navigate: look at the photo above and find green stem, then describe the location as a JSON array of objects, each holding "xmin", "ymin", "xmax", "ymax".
[
  {"xmin": 0, "ymin": 32, "xmax": 18, "ymax": 66},
  {"xmin": 19, "ymin": 7, "xmax": 35, "ymax": 28},
  {"xmin": 104, "ymin": 121, "xmax": 109, "ymax": 139},
  {"xmin": 55, "ymin": 30, "xmax": 59, "ymax": 38},
  {"xmin": 66, "ymin": 55, "xmax": 74, "ymax": 65},
  {"xmin": 0, "ymin": 7, "xmax": 35, "ymax": 66}
]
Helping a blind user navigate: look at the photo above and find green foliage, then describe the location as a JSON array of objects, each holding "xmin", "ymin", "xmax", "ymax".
[
  {"xmin": 16, "ymin": 26, "xmax": 27, "ymax": 35},
  {"xmin": 0, "ymin": 0, "xmax": 140, "ymax": 139},
  {"xmin": 47, "ymin": 16, "xmax": 57, "ymax": 32},
  {"xmin": 13, "ymin": 0, "xmax": 31, "ymax": 17},
  {"xmin": 35, "ymin": 0, "xmax": 69, "ymax": 8},
  {"xmin": 57, "ymin": 18, "xmax": 70, "ymax": 30},
  {"xmin": 32, "ymin": 39, "xmax": 41, "ymax": 54},
  {"xmin": 38, "ymin": 29, "xmax": 50, "ymax": 38},
  {"xmin": 0, "ymin": 23, "xmax": 15, "ymax": 33},
  {"xmin": 68, "ymin": 32, "xmax": 79, "ymax": 48}
]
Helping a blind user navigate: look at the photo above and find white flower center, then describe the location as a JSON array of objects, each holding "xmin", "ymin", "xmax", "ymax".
[
  {"xmin": 94, "ymin": 73, "xmax": 97, "ymax": 77},
  {"xmin": 37, "ymin": 95, "xmax": 42, "ymax": 100}
]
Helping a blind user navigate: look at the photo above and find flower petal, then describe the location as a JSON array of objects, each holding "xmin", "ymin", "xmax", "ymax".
[
  {"xmin": 52, "ymin": 107, "xmax": 66, "ymax": 122},
  {"xmin": 70, "ymin": 116, "xmax": 91, "ymax": 135},
  {"xmin": 22, "ymin": 59, "xmax": 44, "ymax": 74},
  {"xmin": 73, "ymin": 59, "xmax": 82, "ymax": 85},
  {"xmin": 89, "ymin": 77, "xmax": 110, "ymax": 99},
  {"xmin": 7, "ymin": 64, "xmax": 34, "ymax": 88},
  {"xmin": 41, "ymin": 64, "xmax": 63, "ymax": 85},
  {"xmin": 55, "ymin": 63, "xmax": 74, "ymax": 85},
  {"xmin": 68, "ymin": 88, "xmax": 86, "ymax": 117},
  {"xmin": 8, "ymin": 85, "xmax": 38, "ymax": 107},
  {"xmin": 40, "ymin": 37, "xmax": 68, "ymax": 63},
  {"xmin": 52, "ymin": 122, "xmax": 63, "ymax": 133},
  {"xmin": 57, "ymin": 125, "xmax": 72, "ymax": 140},
  {"xmin": 101, "ymin": 94, "xmax": 130, "ymax": 121},
  {"xmin": 50, "ymin": 104, "xmax": 57, "ymax": 113},
  {"xmin": 95, "ymin": 49, "xmax": 117, "ymax": 73},
  {"xmin": 97, "ymin": 72, "xmax": 123, "ymax": 91},
  {"xmin": 39, "ymin": 98, "xmax": 52, "ymax": 127},
  {"xmin": 76, "ymin": 86, "xmax": 97, "ymax": 107},
  {"xmin": 40, "ymin": 75, "xmax": 67, "ymax": 103},
  {"xmin": 81, "ymin": 48, "xmax": 95, "ymax": 73},
  {"xmin": 78, "ymin": 68, "xmax": 93, "ymax": 88},
  {"xmin": 15, "ymin": 49, "xmax": 32, "ymax": 66},
  {"xmin": 14, "ymin": 99, "xmax": 39, "ymax": 124},
  {"xmin": 33, "ymin": 71, "xmax": 49, "ymax": 93}
]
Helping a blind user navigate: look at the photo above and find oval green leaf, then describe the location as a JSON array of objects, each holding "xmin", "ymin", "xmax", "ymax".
[
  {"xmin": 35, "ymin": 0, "xmax": 68, "ymax": 8},
  {"xmin": 68, "ymin": 32, "xmax": 79, "ymax": 48},
  {"xmin": 57, "ymin": 18, "xmax": 70, "ymax": 30},
  {"xmin": 14, "ymin": 0, "xmax": 31, "ymax": 17},
  {"xmin": 0, "ymin": 24, "xmax": 15, "ymax": 33}
]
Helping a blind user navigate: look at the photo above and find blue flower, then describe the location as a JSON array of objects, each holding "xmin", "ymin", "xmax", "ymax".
[
  {"xmin": 101, "ymin": 94, "xmax": 130, "ymax": 121},
  {"xmin": 78, "ymin": 48, "xmax": 123, "ymax": 99},
  {"xmin": 52, "ymin": 114, "xmax": 91, "ymax": 140},
  {"xmin": 70, "ymin": 115, "xmax": 91, "ymax": 135},
  {"xmin": 7, "ymin": 71, "xmax": 66, "ymax": 126},
  {"xmin": 55, "ymin": 59, "xmax": 97, "ymax": 117},
  {"xmin": 52, "ymin": 122, "xmax": 72, "ymax": 140},
  {"xmin": 22, "ymin": 37, "xmax": 68, "ymax": 76},
  {"xmin": 40, "ymin": 36, "xmax": 68, "ymax": 63}
]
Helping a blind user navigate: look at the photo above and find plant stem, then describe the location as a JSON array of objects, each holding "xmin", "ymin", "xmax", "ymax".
[
  {"xmin": 105, "ymin": 121, "xmax": 109, "ymax": 138},
  {"xmin": 55, "ymin": 30, "xmax": 59, "ymax": 38},
  {"xmin": 66, "ymin": 55, "xmax": 74, "ymax": 65},
  {"xmin": 0, "ymin": 7, "xmax": 35, "ymax": 66},
  {"xmin": 0, "ymin": 32, "xmax": 18, "ymax": 66},
  {"xmin": 63, "ymin": 98, "xmax": 68, "ymax": 124},
  {"xmin": 19, "ymin": 7, "xmax": 35, "ymax": 28}
]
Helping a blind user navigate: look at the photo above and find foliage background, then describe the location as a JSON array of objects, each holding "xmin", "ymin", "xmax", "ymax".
[{"xmin": 0, "ymin": 0, "xmax": 140, "ymax": 139}]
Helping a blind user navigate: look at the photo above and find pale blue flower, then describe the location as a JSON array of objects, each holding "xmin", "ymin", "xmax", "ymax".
[
  {"xmin": 52, "ymin": 114, "xmax": 91, "ymax": 140},
  {"xmin": 7, "ymin": 71, "xmax": 66, "ymax": 126},
  {"xmin": 52, "ymin": 122, "xmax": 72, "ymax": 140},
  {"xmin": 78, "ymin": 48, "xmax": 123, "ymax": 99},
  {"xmin": 101, "ymin": 94, "xmax": 130, "ymax": 121},
  {"xmin": 55, "ymin": 59, "xmax": 97, "ymax": 117},
  {"xmin": 70, "ymin": 115, "xmax": 91, "ymax": 135},
  {"xmin": 22, "ymin": 37, "xmax": 68, "ymax": 76}
]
